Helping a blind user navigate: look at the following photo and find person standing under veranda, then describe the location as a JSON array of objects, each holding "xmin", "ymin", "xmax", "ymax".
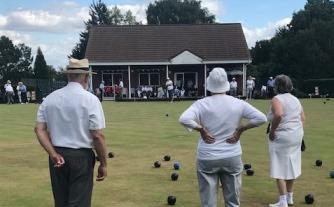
[
  {"xmin": 229, "ymin": 77, "xmax": 238, "ymax": 97},
  {"xmin": 267, "ymin": 76, "xmax": 275, "ymax": 98},
  {"xmin": 166, "ymin": 77, "xmax": 174, "ymax": 102},
  {"xmin": 267, "ymin": 75, "xmax": 305, "ymax": 207},
  {"xmin": 99, "ymin": 80, "xmax": 105, "ymax": 102},
  {"xmin": 246, "ymin": 76, "xmax": 255, "ymax": 100},
  {"xmin": 35, "ymin": 58, "xmax": 108, "ymax": 207},
  {"xmin": 119, "ymin": 79, "xmax": 124, "ymax": 98},
  {"xmin": 4, "ymin": 80, "xmax": 14, "ymax": 104},
  {"xmin": 179, "ymin": 67, "xmax": 267, "ymax": 207}
]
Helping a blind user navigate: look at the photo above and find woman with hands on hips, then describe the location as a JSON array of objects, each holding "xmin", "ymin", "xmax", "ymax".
[
  {"xmin": 267, "ymin": 75, "xmax": 305, "ymax": 207},
  {"xmin": 179, "ymin": 67, "xmax": 267, "ymax": 207}
]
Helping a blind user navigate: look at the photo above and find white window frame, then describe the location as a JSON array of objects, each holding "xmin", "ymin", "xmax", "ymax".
[
  {"xmin": 174, "ymin": 72, "xmax": 198, "ymax": 89},
  {"xmin": 138, "ymin": 73, "xmax": 161, "ymax": 86}
]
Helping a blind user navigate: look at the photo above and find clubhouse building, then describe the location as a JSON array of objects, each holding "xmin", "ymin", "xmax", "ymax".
[{"xmin": 85, "ymin": 23, "xmax": 250, "ymax": 99}]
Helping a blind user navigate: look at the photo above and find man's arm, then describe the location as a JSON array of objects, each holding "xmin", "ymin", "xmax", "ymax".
[
  {"xmin": 34, "ymin": 122, "xmax": 64, "ymax": 167},
  {"xmin": 90, "ymin": 129, "xmax": 108, "ymax": 181}
]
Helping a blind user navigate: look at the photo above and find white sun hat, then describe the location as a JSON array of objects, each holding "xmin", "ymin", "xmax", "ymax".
[
  {"xmin": 63, "ymin": 58, "xmax": 96, "ymax": 74},
  {"xmin": 206, "ymin": 67, "xmax": 230, "ymax": 93}
]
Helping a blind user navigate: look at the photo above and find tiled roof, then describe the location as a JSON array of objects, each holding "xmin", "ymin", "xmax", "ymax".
[{"xmin": 85, "ymin": 23, "xmax": 250, "ymax": 63}]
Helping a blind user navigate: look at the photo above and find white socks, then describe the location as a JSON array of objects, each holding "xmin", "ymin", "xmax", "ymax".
[
  {"xmin": 287, "ymin": 192, "xmax": 293, "ymax": 205},
  {"xmin": 269, "ymin": 195, "xmax": 288, "ymax": 207}
]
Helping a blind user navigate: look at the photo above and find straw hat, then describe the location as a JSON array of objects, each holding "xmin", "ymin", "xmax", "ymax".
[
  {"xmin": 206, "ymin": 67, "xmax": 230, "ymax": 93},
  {"xmin": 63, "ymin": 58, "xmax": 96, "ymax": 74}
]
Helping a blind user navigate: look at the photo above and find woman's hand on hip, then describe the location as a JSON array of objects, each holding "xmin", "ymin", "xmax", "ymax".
[
  {"xmin": 226, "ymin": 129, "xmax": 242, "ymax": 144},
  {"xmin": 199, "ymin": 128, "xmax": 215, "ymax": 144}
]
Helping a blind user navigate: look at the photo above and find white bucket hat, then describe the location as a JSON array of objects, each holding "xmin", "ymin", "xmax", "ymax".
[
  {"xmin": 63, "ymin": 58, "xmax": 96, "ymax": 74},
  {"xmin": 206, "ymin": 67, "xmax": 230, "ymax": 93}
]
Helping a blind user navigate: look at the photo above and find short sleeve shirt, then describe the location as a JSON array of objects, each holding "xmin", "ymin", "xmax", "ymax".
[{"xmin": 36, "ymin": 82, "xmax": 106, "ymax": 149}]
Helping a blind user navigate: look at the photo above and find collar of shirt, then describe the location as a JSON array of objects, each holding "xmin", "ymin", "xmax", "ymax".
[{"xmin": 67, "ymin": 82, "xmax": 85, "ymax": 90}]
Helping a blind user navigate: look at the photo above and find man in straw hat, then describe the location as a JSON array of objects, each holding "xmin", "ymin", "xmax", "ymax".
[
  {"xmin": 34, "ymin": 58, "xmax": 107, "ymax": 207},
  {"xmin": 179, "ymin": 67, "xmax": 267, "ymax": 207}
]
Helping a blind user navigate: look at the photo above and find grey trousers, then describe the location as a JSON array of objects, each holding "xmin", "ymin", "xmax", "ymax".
[
  {"xmin": 49, "ymin": 147, "xmax": 95, "ymax": 207},
  {"xmin": 197, "ymin": 155, "xmax": 243, "ymax": 207}
]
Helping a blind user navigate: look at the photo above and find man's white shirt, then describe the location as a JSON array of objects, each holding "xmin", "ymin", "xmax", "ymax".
[{"xmin": 36, "ymin": 82, "xmax": 106, "ymax": 149}]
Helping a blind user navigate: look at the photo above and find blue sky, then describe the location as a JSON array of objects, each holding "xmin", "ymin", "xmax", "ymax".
[{"xmin": 0, "ymin": 0, "xmax": 307, "ymax": 68}]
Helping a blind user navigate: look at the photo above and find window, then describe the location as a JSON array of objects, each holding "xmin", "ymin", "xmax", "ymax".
[
  {"xmin": 139, "ymin": 73, "xmax": 160, "ymax": 86},
  {"xmin": 139, "ymin": 74, "xmax": 149, "ymax": 85}
]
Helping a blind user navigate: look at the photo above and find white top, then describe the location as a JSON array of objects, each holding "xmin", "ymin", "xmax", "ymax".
[
  {"xmin": 230, "ymin": 80, "xmax": 237, "ymax": 89},
  {"xmin": 119, "ymin": 81, "xmax": 124, "ymax": 88},
  {"xmin": 246, "ymin": 79, "xmax": 255, "ymax": 89},
  {"xmin": 267, "ymin": 93, "xmax": 303, "ymax": 136},
  {"xmin": 36, "ymin": 82, "xmax": 106, "ymax": 149},
  {"xmin": 166, "ymin": 80, "xmax": 173, "ymax": 90},
  {"xmin": 4, "ymin": 84, "xmax": 14, "ymax": 92},
  {"xmin": 179, "ymin": 95, "xmax": 267, "ymax": 160}
]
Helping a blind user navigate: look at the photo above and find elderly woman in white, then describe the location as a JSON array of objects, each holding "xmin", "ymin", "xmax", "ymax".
[
  {"xmin": 268, "ymin": 75, "xmax": 305, "ymax": 207},
  {"xmin": 179, "ymin": 67, "xmax": 267, "ymax": 207}
]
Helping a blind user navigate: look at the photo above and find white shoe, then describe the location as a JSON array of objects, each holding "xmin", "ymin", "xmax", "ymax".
[
  {"xmin": 287, "ymin": 195, "xmax": 294, "ymax": 206},
  {"xmin": 269, "ymin": 201, "xmax": 288, "ymax": 207},
  {"xmin": 287, "ymin": 198, "xmax": 294, "ymax": 206}
]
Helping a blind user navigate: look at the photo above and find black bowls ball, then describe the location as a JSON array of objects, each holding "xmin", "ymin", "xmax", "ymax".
[
  {"xmin": 108, "ymin": 152, "xmax": 114, "ymax": 158},
  {"xmin": 167, "ymin": 195, "xmax": 176, "ymax": 205},
  {"xmin": 315, "ymin": 160, "xmax": 322, "ymax": 167},
  {"xmin": 166, "ymin": 114, "xmax": 169, "ymax": 117},
  {"xmin": 244, "ymin": 164, "xmax": 252, "ymax": 170},
  {"xmin": 246, "ymin": 169, "xmax": 254, "ymax": 176},
  {"xmin": 154, "ymin": 161, "xmax": 161, "ymax": 168},
  {"xmin": 164, "ymin": 155, "xmax": 171, "ymax": 161},
  {"xmin": 171, "ymin": 172, "xmax": 179, "ymax": 181},
  {"xmin": 305, "ymin": 194, "xmax": 314, "ymax": 204}
]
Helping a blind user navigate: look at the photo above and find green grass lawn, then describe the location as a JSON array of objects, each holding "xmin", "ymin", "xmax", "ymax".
[{"xmin": 0, "ymin": 99, "xmax": 333, "ymax": 207}]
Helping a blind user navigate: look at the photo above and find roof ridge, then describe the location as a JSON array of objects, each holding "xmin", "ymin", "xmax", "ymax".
[{"xmin": 92, "ymin": 23, "xmax": 242, "ymax": 28}]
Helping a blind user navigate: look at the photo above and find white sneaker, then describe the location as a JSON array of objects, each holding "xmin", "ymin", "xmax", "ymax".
[
  {"xmin": 269, "ymin": 201, "xmax": 288, "ymax": 207},
  {"xmin": 287, "ymin": 198, "xmax": 294, "ymax": 206}
]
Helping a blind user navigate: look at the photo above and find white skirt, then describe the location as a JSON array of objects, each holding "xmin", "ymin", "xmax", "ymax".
[{"xmin": 268, "ymin": 129, "xmax": 303, "ymax": 179}]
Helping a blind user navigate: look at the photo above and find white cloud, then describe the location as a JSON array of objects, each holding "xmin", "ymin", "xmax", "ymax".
[
  {"xmin": 0, "ymin": 15, "xmax": 7, "ymax": 27},
  {"xmin": 201, "ymin": 0, "xmax": 221, "ymax": 17},
  {"xmin": 115, "ymin": 4, "xmax": 148, "ymax": 24},
  {"xmin": 1, "ymin": 5, "xmax": 88, "ymax": 33},
  {"xmin": 0, "ymin": 30, "xmax": 32, "ymax": 45},
  {"xmin": 243, "ymin": 17, "xmax": 291, "ymax": 48}
]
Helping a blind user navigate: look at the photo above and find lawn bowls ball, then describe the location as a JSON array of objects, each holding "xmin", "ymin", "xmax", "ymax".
[
  {"xmin": 246, "ymin": 169, "xmax": 254, "ymax": 176},
  {"xmin": 173, "ymin": 162, "xmax": 180, "ymax": 170},
  {"xmin": 108, "ymin": 152, "xmax": 114, "ymax": 158},
  {"xmin": 171, "ymin": 172, "xmax": 179, "ymax": 181},
  {"xmin": 315, "ymin": 160, "xmax": 322, "ymax": 167},
  {"xmin": 164, "ymin": 155, "xmax": 171, "ymax": 161},
  {"xmin": 305, "ymin": 194, "xmax": 314, "ymax": 204},
  {"xmin": 167, "ymin": 196, "xmax": 176, "ymax": 205},
  {"xmin": 244, "ymin": 164, "xmax": 252, "ymax": 170},
  {"xmin": 154, "ymin": 161, "xmax": 161, "ymax": 168},
  {"xmin": 329, "ymin": 170, "xmax": 334, "ymax": 178}
]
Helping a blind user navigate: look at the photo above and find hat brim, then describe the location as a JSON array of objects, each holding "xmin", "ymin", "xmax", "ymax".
[
  {"xmin": 62, "ymin": 69, "xmax": 97, "ymax": 75},
  {"xmin": 206, "ymin": 77, "xmax": 230, "ymax": 93}
]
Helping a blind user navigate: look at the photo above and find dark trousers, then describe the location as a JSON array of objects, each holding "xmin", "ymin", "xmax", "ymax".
[
  {"xmin": 49, "ymin": 147, "xmax": 95, "ymax": 207},
  {"xmin": 21, "ymin": 92, "xmax": 27, "ymax": 103}
]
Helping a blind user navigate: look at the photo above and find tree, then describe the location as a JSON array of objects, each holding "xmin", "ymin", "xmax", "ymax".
[
  {"xmin": 250, "ymin": 0, "xmax": 334, "ymax": 94},
  {"xmin": 70, "ymin": 0, "xmax": 139, "ymax": 59},
  {"xmin": 0, "ymin": 36, "xmax": 33, "ymax": 83},
  {"xmin": 146, "ymin": 0, "xmax": 215, "ymax": 24},
  {"xmin": 34, "ymin": 47, "xmax": 49, "ymax": 79}
]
